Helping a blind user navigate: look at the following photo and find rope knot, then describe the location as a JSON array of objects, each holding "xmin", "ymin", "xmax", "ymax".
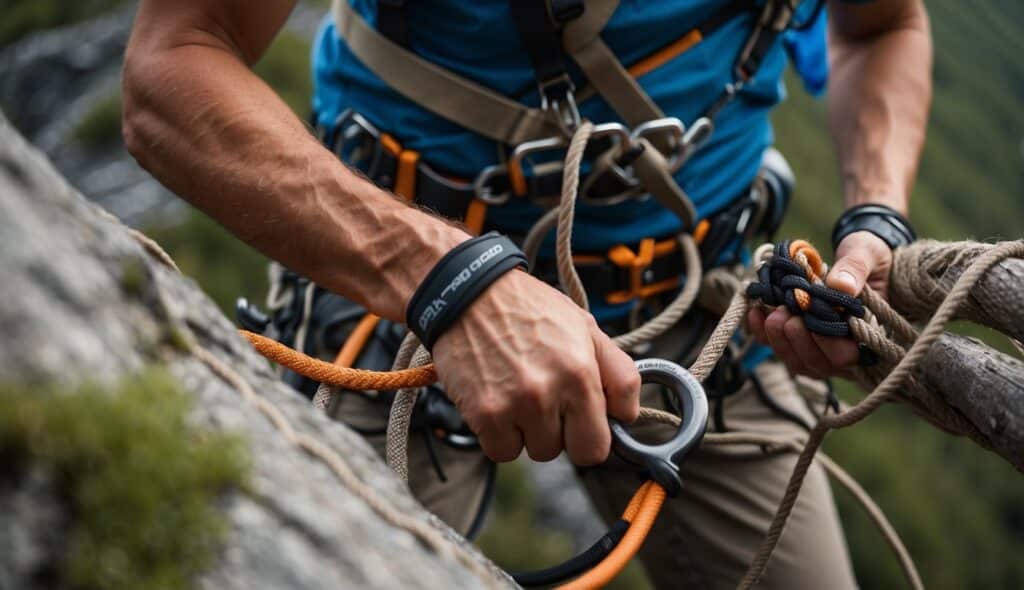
[{"xmin": 746, "ymin": 241, "xmax": 865, "ymax": 338}]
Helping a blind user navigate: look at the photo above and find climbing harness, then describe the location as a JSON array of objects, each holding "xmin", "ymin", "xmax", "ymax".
[
  {"xmin": 206, "ymin": 0, "xmax": 1024, "ymax": 586},
  {"xmin": 235, "ymin": 236, "xmax": 1024, "ymax": 589}
]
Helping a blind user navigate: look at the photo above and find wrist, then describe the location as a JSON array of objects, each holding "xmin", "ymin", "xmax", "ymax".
[
  {"xmin": 832, "ymin": 203, "xmax": 916, "ymax": 253},
  {"xmin": 405, "ymin": 232, "xmax": 528, "ymax": 350}
]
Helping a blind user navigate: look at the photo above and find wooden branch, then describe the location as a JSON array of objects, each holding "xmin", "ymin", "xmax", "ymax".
[
  {"xmin": 911, "ymin": 333, "xmax": 1024, "ymax": 472},
  {"xmin": 890, "ymin": 240, "xmax": 1024, "ymax": 343}
]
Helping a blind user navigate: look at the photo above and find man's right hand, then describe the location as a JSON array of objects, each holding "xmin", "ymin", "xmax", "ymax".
[{"xmin": 431, "ymin": 270, "xmax": 641, "ymax": 466}]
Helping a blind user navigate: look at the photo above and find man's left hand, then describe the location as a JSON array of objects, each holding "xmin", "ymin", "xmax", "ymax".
[{"xmin": 747, "ymin": 231, "xmax": 893, "ymax": 379}]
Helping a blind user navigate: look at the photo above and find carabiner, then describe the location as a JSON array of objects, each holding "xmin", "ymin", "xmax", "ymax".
[
  {"xmin": 609, "ymin": 358, "xmax": 709, "ymax": 497},
  {"xmin": 473, "ymin": 164, "xmax": 512, "ymax": 205}
]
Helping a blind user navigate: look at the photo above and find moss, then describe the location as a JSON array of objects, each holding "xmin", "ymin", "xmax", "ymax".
[
  {"xmin": 0, "ymin": 370, "xmax": 248, "ymax": 590},
  {"xmin": 119, "ymin": 256, "xmax": 148, "ymax": 298},
  {"xmin": 72, "ymin": 92, "xmax": 124, "ymax": 149}
]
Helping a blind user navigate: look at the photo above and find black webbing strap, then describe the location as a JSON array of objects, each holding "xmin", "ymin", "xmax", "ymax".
[
  {"xmin": 735, "ymin": 0, "xmax": 793, "ymax": 81},
  {"xmin": 507, "ymin": 0, "xmax": 581, "ymax": 101},
  {"xmin": 377, "ymin": 0, "xmax": 411, "ymax": 47},
  {"xmin": 511, "ymin": 519, "xmax": 630, "ymax": 587}
]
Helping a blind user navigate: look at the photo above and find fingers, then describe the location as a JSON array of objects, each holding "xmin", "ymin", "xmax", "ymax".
[
  {"xmin": 515, "ymin": 373, "xmax": 564, "ymax": 462},
  {"xmin": 475, "ymin": 414, "xmax": 524, "ymax": 463},
  {"xmin": 562, "ymin": 387, "xmax": 610, "ymax": 466},
  {"xmin": 829, "ymin": 230, "xmax": 893, "ymax": 296},
  {"xmin": 783, "ymin": 315, "xmax": 829, "ymax": 379},
  {"xmin": 763, "ymin": 307, "xmax": 860, "ymax": 377},
  {"xmin": 592, "ymin": 324, "xmax": 640, "ymax": 424},
  {"xmin": 748, "ymin": 306, "xmax": 768, "ymax": 344},
  {"xmin": 764, "ymin": 308, "xmax": 804, "ymax": 372},
  {"xmin": 811, "ymin": 332, "xmax": 859, "ymax": 370}
]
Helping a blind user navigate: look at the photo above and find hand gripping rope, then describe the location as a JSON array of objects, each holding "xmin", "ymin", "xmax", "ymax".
[
  {"xmin": 228, "ymin": 236, "xmax": 1024, "ymax": 590},
  {"xmin": 511, "ymin": 358, "xmax": 708, "ymax": 588}
]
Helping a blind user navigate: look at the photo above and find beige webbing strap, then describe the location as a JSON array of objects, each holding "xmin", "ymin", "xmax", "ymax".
[
  {"xmin": 562, "ymin": 0, "xmax": 665, "ymax": 129},
  {"xmin": 632, "ymin": 138, "xmax": 697, "ymax": 229},
  {"xmin": 331, "ymin": 0, "xmax": 557, "ymax": 145},
  {"xmin": 561, "ymin": 0, "xmax": 697, "ymax": 223}
]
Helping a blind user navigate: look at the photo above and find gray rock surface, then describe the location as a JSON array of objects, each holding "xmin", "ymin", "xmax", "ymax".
[
  {"xmin": 0, "ymin": 1, "xmax": 325, "ymax": 228},
  {"xmin": 0, "ymin": 113, "xmax": 513, "ymax": 589}
]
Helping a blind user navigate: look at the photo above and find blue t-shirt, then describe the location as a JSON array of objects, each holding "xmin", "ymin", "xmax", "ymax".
[{"xmin": 312, "ymin": 0, "xmax": 821, "ymax": 322}]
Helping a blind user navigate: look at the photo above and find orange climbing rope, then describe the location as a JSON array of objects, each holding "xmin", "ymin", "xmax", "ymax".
[
  {"xmin": 786, "ymin": 239, "xmax": 826, "ymax": 312},
  {"xmin": 240, "ymin": 330, "xmax": 437, "ymax": 389},
  {"xmin": 333, "ymin": 313, "xmax": 381, "ymax": 367},
  {"xmin": 241, "ymin": 327, "xmax": 662, "ymax": 588},
  {"xmin": 558, "ymin": 481, "xmax": 667, "ymax": 590}
]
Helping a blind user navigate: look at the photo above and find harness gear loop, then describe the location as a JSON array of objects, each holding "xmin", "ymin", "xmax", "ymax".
[{"xmin": 605, "ymin": 238, "xmax": 683, "ymax": 305}]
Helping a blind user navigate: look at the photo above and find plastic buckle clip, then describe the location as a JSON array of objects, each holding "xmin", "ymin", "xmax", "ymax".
[{"xmin": 609, "ymin": 358, "xmax": 708, "ymax": 497}]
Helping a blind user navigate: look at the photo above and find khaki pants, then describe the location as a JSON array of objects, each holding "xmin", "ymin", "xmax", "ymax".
[{"xmin": 327, "ymin": 326, "xmax": 857, "ymax": 590}]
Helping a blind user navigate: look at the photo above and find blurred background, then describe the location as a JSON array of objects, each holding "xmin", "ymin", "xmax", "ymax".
[{"xmin": 1, "ymin": 0, "xmax": 1021, "ymax": 588}]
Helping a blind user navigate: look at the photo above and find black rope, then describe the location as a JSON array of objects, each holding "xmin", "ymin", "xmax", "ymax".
[
  {"xmin": 749, "ymin": 370, "xmax": 814, "ymax": 432},
  {"xmin": 464, "ymin": 460, "xmax": 497, "ymax": 542},
  {"xmin": 746, "ymin": 241, "xmax": 865, "ymax": 338}
]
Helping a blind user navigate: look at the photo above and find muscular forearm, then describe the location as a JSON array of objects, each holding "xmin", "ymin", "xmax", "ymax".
[
  {"xmin": 122, "ymin": 14, "xmax": 465, "ymax": 321},
  {"xmin": 827, "ymin": 0, "xmax": 932, "ymax": 214}
]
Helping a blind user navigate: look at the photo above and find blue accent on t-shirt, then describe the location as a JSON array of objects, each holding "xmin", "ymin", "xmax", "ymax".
[
  {"xmin": 310, "ymin": 0, "xmax": 823, "ymax": 333},
  {"xmin": 784, "ymin": 8, "xmax": 829, "ymax": 96}
]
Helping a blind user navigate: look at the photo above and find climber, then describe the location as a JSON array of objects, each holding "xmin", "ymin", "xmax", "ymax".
[{"xmin": 122, "ymin": 0, "xmax": 931, "ymax": 587}]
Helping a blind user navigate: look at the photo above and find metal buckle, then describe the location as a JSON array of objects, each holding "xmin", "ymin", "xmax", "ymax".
[
  {"xmin": 630, "ymin": 117, "xmax": 688, "ymax": 173},
  {"xmin": 473, "ymin": 164, "xmax": 512, "ymax": 205},
  {"xmin": 507, "ymin": 122, "xmax": 632, "ymax": 198},
  {"xmin": 329, "ymin": 109, "xmax": 388, "ymax": 178},
  {"xmin": 609, "ymin": 358, "xmax": 708, "ymax": 497},
  {"xmin": 539, "ymin": 74, "xmax": 582, "ymax": 137}
]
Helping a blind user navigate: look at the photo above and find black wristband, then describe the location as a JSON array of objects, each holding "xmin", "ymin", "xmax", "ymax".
[
  {"xmin": 406, "ymin": 232, "xmax": 528, "ymax": 350},
  {"xmin": 831, "ymin": 203, "xmax": 916, "ymax": 253}
]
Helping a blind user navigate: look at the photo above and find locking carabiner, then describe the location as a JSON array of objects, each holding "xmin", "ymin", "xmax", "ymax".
[{"xmin": 610, "ymin": 358, "xmax": 709, "ymax": 497}]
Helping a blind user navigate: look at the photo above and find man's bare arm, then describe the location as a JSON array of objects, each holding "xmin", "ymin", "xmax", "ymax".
[
  {"xmin": 828, "ymin": 0, "xmax": 932, "ymax": 216},
  {"xmin": 122, "ymin": 0, "xmax": 640, "ymax": 465},
  {"xmin": 123, "ymin": 0, "xmax": 465, "ymax": 321},
  {"xmin": 750, "ymin": 0, "xmax": 932, "ymax": 376}
]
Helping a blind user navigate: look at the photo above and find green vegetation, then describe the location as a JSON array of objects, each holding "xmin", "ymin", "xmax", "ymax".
[
  {"xmin": 145, "ymin": 210, "xmax": 269, "ymax": 315},
  {"xmin": 0, "ymin": 0, "xmax": 129, "ymax": 47},
  {"xmin": 254, "ymin": 31, "xmax": 315, "ymax": 118},
  {"xmin": 0, "ymin": 371, "xmax": 248, "ymax": 590},
  {"xmin": 73, "ymin": 92, "xmax": 123, "ymax": 148}
]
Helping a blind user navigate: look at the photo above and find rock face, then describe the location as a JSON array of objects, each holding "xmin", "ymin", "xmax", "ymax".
[
  {"xmin": 0, "ymin": 113, "xmax": 512, "ymax": 588},
  {"xmin": 0, "ymin": 1, "xmax": 324, "ymax": 227}
]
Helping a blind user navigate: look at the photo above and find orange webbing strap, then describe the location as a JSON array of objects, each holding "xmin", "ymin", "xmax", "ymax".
[
  {"xmin": 693, "ymin": 218, "xmax": 711, "ymax": 245},
  {"xmin": 334, "ymin": 313, "xmax": 381, "ymax": 367},
  {"xmin": 787, "ymin": 240, "xmax": 826, "ymax": 312},
  {"xmin": 627, "ymin": 30, "xmax": 703, "ymax": 79},
  {"xmin": 464, "ymin": 199, "xmax": 488, "ymax": 236},
  {"xmin": 240, "ymin": 330, "xmax": 437, "ymax": 390},
  {"xmin": 557, "ymin": 481, "xmax": 667, "ymax": 590},
  {"xmin": 380, "ymin": 132, "xmax": 420, "ymax": 201},
  {"xmin": 507, "ymin": 157, "xmax": 529, "ymax": 197}
]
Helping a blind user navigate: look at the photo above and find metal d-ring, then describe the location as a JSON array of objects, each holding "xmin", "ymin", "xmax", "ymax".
[{"xmin": 609, "ymin": 358, "xmax": 709, "ymax": 497}]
